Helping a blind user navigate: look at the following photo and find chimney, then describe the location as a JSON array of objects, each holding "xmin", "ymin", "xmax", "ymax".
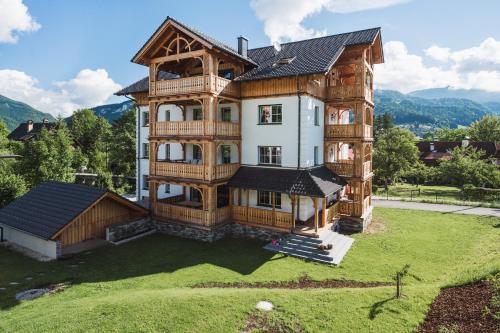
[
  {"xmin": 237, "ymin": 36, "xmax": 248, "ymax": 58},
  {"xmin": 26, "ymin": 120, "xmax": 33, "ymax": 132}
]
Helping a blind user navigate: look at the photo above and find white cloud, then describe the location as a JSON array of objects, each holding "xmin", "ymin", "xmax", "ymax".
[
  {"xmin": 250, "ymin": 0, "xmax": 409, "ymax": 43},
  {"xmin": 0, "ymin": 0, "xmax": 40, "ymax": 43},
  {"xmin": 0, "ymin": 69, "xmax": 122, "ymax": 117},
  {"xmin": 377, "ymin": 38, "xmax": 500, "ymax": 93}
]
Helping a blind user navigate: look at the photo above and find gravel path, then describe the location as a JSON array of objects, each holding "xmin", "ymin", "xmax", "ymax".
[{"xmin": 373, "ymin": 199, "xmax": 500, "ymax": 217}]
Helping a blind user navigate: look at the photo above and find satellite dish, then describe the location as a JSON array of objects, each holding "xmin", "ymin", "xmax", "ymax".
[{"xmin": 273, "ymin": 41, "xmax": 281, "ymax": 54}]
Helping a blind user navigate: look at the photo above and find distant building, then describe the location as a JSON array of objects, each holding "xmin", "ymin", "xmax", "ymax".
[
  {"xmin": 417, "ymin": 140, "xmax": 500, "ymax": 166},
  {"xmin": 7, "ymin": 119, "xmax": 54, "ymax": 141}
]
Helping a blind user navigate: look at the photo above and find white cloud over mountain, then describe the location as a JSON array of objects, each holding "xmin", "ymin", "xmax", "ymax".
[
  {"xmin": 250, "ymin": 0, "xmax": 409, "ymax": 43},
  {"xmin": 377, "ymin": 38, "xmax": 500, "ymax": 93},
  {"xmin": 0, "ymin": 0, "xmax": 40, "ymax": 43},
  {"xmin": 0, "ymin": 69, "xmax": 122, "ymax": 117}
]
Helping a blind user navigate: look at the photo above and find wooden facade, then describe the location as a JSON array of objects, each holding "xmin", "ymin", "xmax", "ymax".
[
  {"xmin": 129, "ymin": 18, "xmax": 381, "ymax": 234},
  {"xmin": 52, "ymin": 193, "xmax": 148, "ymax": 247}
]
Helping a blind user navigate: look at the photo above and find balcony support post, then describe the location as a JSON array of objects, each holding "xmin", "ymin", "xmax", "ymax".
[{"xmin": 313, "ymin": 197, "xmax": 319, "ymax": 233}]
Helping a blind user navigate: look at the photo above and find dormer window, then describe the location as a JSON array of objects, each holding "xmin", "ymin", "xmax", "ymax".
[{"xmin": 273, "ymin": 56, "xmax": 295, "ymax": 67}]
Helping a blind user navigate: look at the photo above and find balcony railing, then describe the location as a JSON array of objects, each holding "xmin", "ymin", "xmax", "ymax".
[
  {"xmin": 338, "ymin": 196, "xmax": 371, "ymax": 217},
  {"xmin": 153, "ymin": 202, "xmax": 231, "ymax": 227},
  {"xmin": 154, "ymin": 121, "xmax": 240, "ymax": 137},
  {"xmin": 325, "ymin": 160, "xmax": 372, "ymax": 178},
  {"xmin": 153, "ymin": 161, "xmax": 239, "ymax": 181},
  {"xmin": 150, "ymin": 74, "xmax": 238, "ymax": 97},
  {"xmin": 231, "ymin": 205, "xmax": 293, "ymax": 230},
  {"xmin": 325, "ymin": 124, "xmax": 373, "ymax": 139},
  {"xmin": 326, "ymin": 84, "xmax": 373, "ymax": 103}
]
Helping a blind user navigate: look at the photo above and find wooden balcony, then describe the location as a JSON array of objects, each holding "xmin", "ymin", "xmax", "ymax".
[
  {"xmin": 154, "ymin": 121, "xmax": 240, "ymax": 137},
  {"xmin": 326, "ymin": 84, "xmax": 373, "ymax": 103},
  {"xmin": 153, "ymin": 202, "xmax": 230, "ymax": 227},
  {"xmin": 231, "ymin": 205, "xmax": 294, "ymax": 230},
  {"xmin": 150, "ymin": 74, "xmax": 238, "ymax": 97},
  {"xmin": 152, "ymin": 161, "xmax": 239, "ymax": 181},
  {"xmin": 338, "ymin": 196, "xmax": 371, "ymax": 217},
  {"xmin": 325, "ymin": 124, "xmax": 373, "ymax": 139},
  {"xmin": 325, "ymin": 160, "xmax": 372, "ymax": 178}
]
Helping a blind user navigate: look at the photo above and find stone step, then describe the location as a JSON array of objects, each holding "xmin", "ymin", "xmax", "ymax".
[{"xmin": 263, "ymin": 243, "xmax": 334, "ymax": 263}]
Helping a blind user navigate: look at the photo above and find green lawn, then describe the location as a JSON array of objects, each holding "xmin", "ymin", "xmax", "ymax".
[
  {"xmin": 0, "ymin": 208, "xmax": 498, "ymax": 332},
  {"xmin": 374, "ymin": 183, "xmax": 500, "ymax": 208}
]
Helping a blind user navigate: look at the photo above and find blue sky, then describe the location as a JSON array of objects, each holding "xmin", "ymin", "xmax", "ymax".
[{"xmin": 1, "ymin": 0, "xmax": 499, "ymax": 116}]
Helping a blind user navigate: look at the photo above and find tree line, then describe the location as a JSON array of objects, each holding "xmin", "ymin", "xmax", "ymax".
[
  {"xmin": 373, "ymin": 114, "xmax": 500, "ymax": 190},
  {"xmin": 0, "ymin": 107, "xmax": 136, "ymax": 207}
]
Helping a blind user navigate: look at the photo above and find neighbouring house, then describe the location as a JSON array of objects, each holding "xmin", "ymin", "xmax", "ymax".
[
  {"xmin": 0, "ymin": 181, "xmax": 148, "ymax": 259},
  {"xmin": 115, "ymin": 16, "xmax": 382, "ymax": 241},
  {"xmin": 7, "ymin": 119, "xmax": 55, "ymax": 141},
  {"xmin": 417, "ymin": 140, "xmax": 500, "ymax": 166}
]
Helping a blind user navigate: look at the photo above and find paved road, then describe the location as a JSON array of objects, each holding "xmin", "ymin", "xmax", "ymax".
[{"xmin": 373, "ymin": 199, "xmax": 500, "ymax": 218}]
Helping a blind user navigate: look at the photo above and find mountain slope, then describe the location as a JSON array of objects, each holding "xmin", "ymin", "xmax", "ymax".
[
  {"xmin": 409, "ymin": 87, "xmax": 500, "ymax": 104},
  {"xmin": 91, "ymin": 100, "xmax": 134, "ymax": 123},
  {"xmin": 0, "ymin": 95, "xmax": 55, "ymax": 131},
  {"xmin": 374, "ymin": 90, "xmax": 498, "ymax": 135}
]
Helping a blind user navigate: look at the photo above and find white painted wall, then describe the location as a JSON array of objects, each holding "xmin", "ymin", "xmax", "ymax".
[
  {"xmin": 1, "ymin": 225, "xmax": 58, "ymax": 259},
  {"xmin": 300, "ymin": 96, "xmax": 324, "ymax": 167},
  {"xmin": 137, "ymin": 105, "xmax": 150, "ymax": 201}
]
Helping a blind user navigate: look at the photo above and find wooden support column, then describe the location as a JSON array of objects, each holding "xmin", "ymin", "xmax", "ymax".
[
  {"xmin": 322, "ymin": 197, "xmax": 327, "ymax": 227},
  {"xmin": 271, "ymin": 192, "xmax": 276, "ymax": 226},
  {"xmin": 291, "ymin": 195, "xmax": 296, "ymax": 229},
  {"xmin": 238, "ymin": 188, "xmax": 242, "ymax": 206},
  {"xmin": 149, "ymin": 180, "xmax": 157, "ymax": 214},
  {"xmin": 313, "ymin": 197, "xmax": 319, "ymax": 234},
  {"xmin": 246, "ymin": 189, "xmax": 250, "ymax": 222}
]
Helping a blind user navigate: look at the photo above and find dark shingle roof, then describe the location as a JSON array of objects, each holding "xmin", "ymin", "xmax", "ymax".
[
  {"xmin": 0, "ymin": 181, "xmax": 107, "ymax": 240},
  {"xmin": 417, "ymin": 141, "xmax": 500, "ymax": 158},
  {"xmin": 7, "ymin": 122, "xmax": 55, "ymax": 141},
  {"xmin": 236, "ymin": 28, "xmax": 380, "ymax": 81},
  {"xmin": 117, "ymin": 27, "xmax": 381, "ymax": 95},
  {"xmin": 227, "ymin": 166, "xmax": 346, "ymax": 197},
  {"xmin": 115, "ymin": 71, "xmax": 178, "ymax": 96}
]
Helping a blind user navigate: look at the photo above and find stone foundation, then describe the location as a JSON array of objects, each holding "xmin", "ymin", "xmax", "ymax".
[
  {"xmin": 337, "ymin": 206, "xmax": 373, "ymax": 234},
  {"xmin": 154, "ymin": 220, "xmax": 288, "ymax": 243},
  {"xmin": 106, "ymin": 218, "xmax": 155, "ymax": 243}
]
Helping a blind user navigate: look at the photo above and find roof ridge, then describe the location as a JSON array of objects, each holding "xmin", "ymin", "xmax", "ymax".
[{"xmin": 248, "ymin": 27, "xmax": 381, "ymax": 52}]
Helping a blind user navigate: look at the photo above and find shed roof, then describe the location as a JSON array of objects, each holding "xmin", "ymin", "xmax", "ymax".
[
  {"xmin": 227, "ymin": 166, "xmax": 346, "ymax": 197},
  {"xmin": 0, "ymin": 181, "xmax": 147, "ymax": 240}
]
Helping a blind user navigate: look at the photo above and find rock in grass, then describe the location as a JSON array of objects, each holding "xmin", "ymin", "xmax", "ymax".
[
  {"xmin": 15, "ymin": 289, "xmax": 48, "ymax": 301},
  {"xmin": 256, "ymin": 301, "xmax": 273, "ymax": 311}
]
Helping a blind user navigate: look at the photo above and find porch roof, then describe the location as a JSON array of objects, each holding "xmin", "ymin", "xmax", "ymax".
[{"xmin": 227, "ymin": 166, "xmax": 346, "ymax": 198}]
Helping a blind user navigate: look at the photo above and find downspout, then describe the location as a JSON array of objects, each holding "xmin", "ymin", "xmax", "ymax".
[
  {"xmin": 296, "ymin": 75, "xmax": 301, "ymax": 222},
  {"xmin": 124, "ymin": 95, "xmax": 140, "ymax": 201}
]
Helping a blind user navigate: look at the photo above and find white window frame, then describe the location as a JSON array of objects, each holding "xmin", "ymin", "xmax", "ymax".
[
  {"xmin": 258, "ymin": 105, "xmax": 282, "ymax": 124},
  {"xmin": 258, "ymin": 146, "xmax": 282, "ymax": 166},
  {"xmin": 257, "ymin": 191, "xmax": 282, "ymax": 209},
  {"xmin": 142, "ymin": 111, "xmax": 149, "ymax": 127},
  {"xmin": 142, "ymin": 143, "xmax": 149, "ymax": 159}
]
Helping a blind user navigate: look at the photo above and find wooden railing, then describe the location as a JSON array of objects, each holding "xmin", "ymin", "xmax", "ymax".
[
  {"xmin": 216, "ymin": 206, "xmax": 231, "ymax": 224},
  {"xmin": 325, "ymin": 201, "xmax": 340, "ymax": 222},
  {"xmin": 339, "ymin": 200, "xmax": 353, "ymax": 215},
  {"xmin": 325, "ymin": 160, "xmax": 354, "ymax": 177},
  {"xmin": 338, "ymin": 196, "xmax": 371, "ymax": 217},
  {"xmin": 231, "ymin": 205, "xmax": 293, "ymax": 230},
  {"xmin": 325, "ymin": 124, "xmax": 372, "ymax": 139},
  {"xmin": 154, "ymin": 121, "xmax": 240, "ymax": 137},
  {"xmin": 327, "ymin": 84, "xmax": 373, "ymax": 102},
  {"xmin": 215, "ymin": 163, "xmax": 239, "ymax": 180},
  {"xmin": 151, "ymin": 74, "xmax": 238, "ymax": 97},
  {"xmin": 153, "ymin": 162, "xmax": 239, "ymax": 180},
  {"xmin": 154, "ymin": 202, "xmax": 209, "ymax": 226}
]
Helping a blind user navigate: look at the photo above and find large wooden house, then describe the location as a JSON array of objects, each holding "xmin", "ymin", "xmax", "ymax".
[{"xmin": 116, "ymin": 17, "xmax": 383, "ymax": 240}]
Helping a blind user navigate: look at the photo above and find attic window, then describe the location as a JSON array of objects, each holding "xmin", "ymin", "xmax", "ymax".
[{"xmin": 273, "ymin": 56, "xmax": 295, "ymax": 66}]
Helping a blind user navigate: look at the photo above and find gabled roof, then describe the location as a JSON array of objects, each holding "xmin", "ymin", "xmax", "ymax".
[
  {"xmin": 236, "ymin": 28, "xmax": 381, "ymax": 81},
  {"xmin": 417, "ymin": 141, "xmax": 500, "ymax": 158},
  {"xmin": 132, "ymin": 16, "xmax": 256, "ymax": 66},
  {"xmin": 7, "ymin": 122, "xmax": 55, "ymax": 141},
  {"xmin": 227, "ymin": 166, "xmax": 346, "ymax": 197},
  {"xmin": 0, "ymin": 181, "xmax": 147, "ymax": 240}
]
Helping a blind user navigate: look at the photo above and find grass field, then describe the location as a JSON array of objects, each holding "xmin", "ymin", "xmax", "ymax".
[
  {"xmin": 0, "ymin": 208, "xmax": 498, "ymax": 332},
  {"xmin": 374, "ymin": 183, "xmax": 500, "ymax": 208}
]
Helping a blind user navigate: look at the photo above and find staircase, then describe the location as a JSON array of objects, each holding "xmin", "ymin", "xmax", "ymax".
[{"xmin": 263, "ymin": 227, "xmax": 354, "ymax": 265}]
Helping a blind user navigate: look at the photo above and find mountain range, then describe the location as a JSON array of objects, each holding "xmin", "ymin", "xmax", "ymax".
[{"xmin": 1, "ymin": 87, "xmax": 500, "ymax": 135}]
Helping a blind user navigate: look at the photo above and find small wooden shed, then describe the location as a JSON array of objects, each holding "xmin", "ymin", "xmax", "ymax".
[{"xmin": 0, "ymin": 181, "xmax": 148, "ymax": 259}]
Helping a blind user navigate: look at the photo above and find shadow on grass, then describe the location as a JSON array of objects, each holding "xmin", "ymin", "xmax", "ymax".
[
  {"xmin": 368, "ymin": 297, "xmax": 396, "ymax": 320},
  {"xmin": 0, "ymin": 234, "xmax": 275, "ymax": 310}
]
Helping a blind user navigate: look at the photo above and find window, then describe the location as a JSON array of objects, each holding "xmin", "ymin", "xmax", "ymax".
[
  {"xmin": 165, "ymin": 110, "xmax": 171, "ymax": 122},
  {"xmin": 193, "ymin": 108, "xmax": 203, "ymax": 121},
  {"xmin": 142, "ymin": 112, "xmax": 149, "ymax": 127},
  {"xmin": 259, "ymin": 105, "xmax": 282, "ymax": 124},
  {"xmin": 165, "ymin": 144, "xmax": 171, "ymax": 160},
  {"xmin": 221, "ymin": 107, "xmax": 231, "ymax": 122},
  {"xmin": 221, "ymin": 145, "xmax": 231, "ymax": 164},
  {"xmin": 257, "ymin": 191, "xmax": 282, "ymax": 208},
  {"xmin": 259, "ymin": 146, "xmax": 282, "ymax": 166},
  {"xmin": 142, "ymin": 175, "xmax": 149, "ymax": 190},
  {"xmin": 314, "ymin": 146, "xmax": 319, "ymax": 166},
  {"xmin": 314, "ymin": 106, "xmax": 320, "ymax": 126},
  {"xmin": 192, "ymin": 145, "xmax": 202, "ymax": 161},
  {"xmin": 142, "ymin": 143, "xmax": 149, "ymax": 159},
  {"xmin": 164, "ymin": 184, "xmax": 170, "ymax": 193}
]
